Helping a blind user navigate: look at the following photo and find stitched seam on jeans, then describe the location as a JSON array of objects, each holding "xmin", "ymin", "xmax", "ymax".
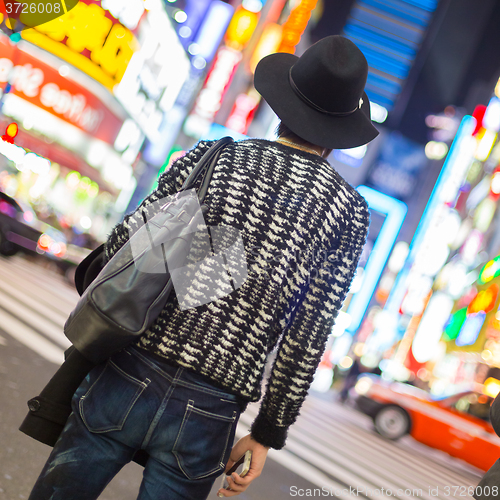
[
  {"xmin": 127, "ymin": 347, "xmax": 177, "ymax": 384},
  {"xmin": 79, "ymin": 363, "xmax": 108, "ymax": 433},
  {"xmin": 172, "ymin": 400, "xmax": 192, "ymax": 459},
  {"xmin": 109, "ymin": 360, "xmax": 150, "ymax": 389},
  {"xmin": 141, "ymin": 367, "xmax": 183, "ymax": 447},
  {"xmin": 172, "ymin": 401, "xmax": 230, "ymax": 480},
  {"xmin": 81, "ymin": 383, "xmax": 147, "ymax": 433},
  {"xmin": 188, "ymin": 405, "xmax": 237, "ymax": 422},
  {"xmin": 140, "ymin": 382, "xmax": 175, "ymax": 449},
  {"xmin": 113, "ymin": 381, "xmax": 149, "ymax": 432},
  {"xmin": 79, "ymin": 363, "xmax": 150, "ymax": 433},
  {"xmin": 220, "ymin": 398, "xmax": 239, "ymax": 404},
  {"xmin": 174, "ymin": 379, "xmax": 239, "ymax": 399},
  {"xmin": 218, "ymin": 411, "xmax": 237, "ymax": 470},
  {"xmin": 128, "ymin": 348, "xmax": 239, "ymax": 400}
]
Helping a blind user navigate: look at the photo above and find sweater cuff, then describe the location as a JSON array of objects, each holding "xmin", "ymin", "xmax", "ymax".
[{"xmin": 250, "ymin": 412, "xmax": 288, "ymax": 450}]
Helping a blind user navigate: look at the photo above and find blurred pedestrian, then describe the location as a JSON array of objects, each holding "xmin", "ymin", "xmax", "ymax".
[
  {"xmin": 339, "ymin": 356, "xmax": 363, "ymax": 404},
  {"xmin": 28, "ymin": 35, "xmax": 378, "ymax": 500}
]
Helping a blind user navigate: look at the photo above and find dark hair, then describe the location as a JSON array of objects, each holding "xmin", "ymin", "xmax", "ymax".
[
  {"xmin": 275, "ymin": 121, "xmax": 294, "ymax": 139},
  {"xmin": 275, "ymin": 121, "xmax": 333, "ymax": 159}
]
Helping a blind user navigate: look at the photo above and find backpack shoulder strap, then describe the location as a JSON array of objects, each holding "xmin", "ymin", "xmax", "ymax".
[{"xmin": 180, "ymin": 136, "xmax": 233, "ymax": 193}]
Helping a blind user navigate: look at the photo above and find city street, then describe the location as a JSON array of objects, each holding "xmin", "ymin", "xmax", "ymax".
[{"xmin": 0, "ymin": 255, "xmax": 483, "ymax": 500}]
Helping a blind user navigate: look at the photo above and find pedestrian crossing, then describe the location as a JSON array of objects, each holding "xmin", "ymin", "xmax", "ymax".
[
  {"xmin": 237, "ymin": 399, "xmax": 481, "ymax": 500},
  {"xmin": 0, "ymin": 255, "xmax": 76, "ymax": 364},
  {"xmin": 0, "ymin": 255, "xmax": 484, "ymax": 499}
]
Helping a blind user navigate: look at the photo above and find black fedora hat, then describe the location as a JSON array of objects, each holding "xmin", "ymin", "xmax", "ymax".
[{"xmin": 254, "ymin": 35, "xmax": 379, "ymax": 149}]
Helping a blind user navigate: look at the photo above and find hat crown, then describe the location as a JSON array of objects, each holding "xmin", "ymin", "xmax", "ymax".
[{"xmin": 290, "ymin": 36, "xmax": 368, "ymax": 114}]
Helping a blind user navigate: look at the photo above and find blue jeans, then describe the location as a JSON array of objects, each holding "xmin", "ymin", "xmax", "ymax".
[{"xmin": 28, "ymin": 346, "xmax": 243, "ymax": 500}]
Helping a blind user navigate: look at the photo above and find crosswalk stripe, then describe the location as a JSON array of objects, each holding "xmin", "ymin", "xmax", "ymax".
[
  {"xmin": 0, "ymin": 256, "xmax": 79, "ymax": 308},
  {"xmin": 235, "ymin": 414, "xmax": 358, "ymax": 499},
  {"xmin": 296, "ymin": 407, "xmax": 454, "ymax": 483},
  {"xmin": 301, "ymin": 396, "xmax": 477, "ymax": 478},
  {"xmin": 0, "ymin": 308, "xmax": 64, "ymax": 364},
  {"xmin": 241, "ymin": 406, "xmax": 424, "ymax": 498},
  {"xmin": 285, "ymin": 423, "xmax": 428, "ymax": 497},
  {"xmin": 0, "ymin": 282, "xmax": 67, "ymax": 328},
  {"xmin": 2, "ymin": 255, "xmax": 71, "ymax": 284},
  {"xmin": 241, "ymin": 401, "xmax": 477, "ymax": 498},
  {"xmin": 291, "ymin": 401, "xmax": 478, "ymax": 488},
  {"xmin": 0, "ymin": 289, "xmax": 71, "ymax": 349},
  {"xmin": 0, "ymin": 255, "xmax": 77, "ymax": 288},
  {"xmin": 285, "ymin": 413, "xmax": 450, "ymax": 499},
  {"xmin": 0, "ymin": 276, "xmax": 70, "ymax": 325},
  {"xmin": 303, "ymin": 397, "xmax": 480, "ymax": 484}
]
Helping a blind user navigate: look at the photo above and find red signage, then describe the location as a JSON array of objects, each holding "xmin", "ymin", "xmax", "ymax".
[{"xmin": 0, "ymin": 35, "xmax": 123, "ymax": 144}]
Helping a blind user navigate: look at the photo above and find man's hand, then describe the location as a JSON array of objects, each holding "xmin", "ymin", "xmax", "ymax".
[{"xmin": 217, "ymin": 433, "xmax": 269, "ymax": 497}]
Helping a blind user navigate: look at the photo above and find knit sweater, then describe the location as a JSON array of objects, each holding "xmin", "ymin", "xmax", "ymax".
[{"xmin": 104, "ymin": 138, "xmax": 370, "ymax": 450}]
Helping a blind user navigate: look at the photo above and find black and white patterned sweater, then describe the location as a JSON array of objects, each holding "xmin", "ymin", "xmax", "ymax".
[{"xmin": 104, "ymin": 138, "xmax": 370, "ymax": 450}]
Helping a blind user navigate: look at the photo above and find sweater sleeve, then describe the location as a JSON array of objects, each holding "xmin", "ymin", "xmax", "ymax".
[
  {"xmin": 104, "ymin": 141, "xmax": 214, "ymax": 263},
  {"xmin": 250, "ymin": 197, "xmax": 370, "ymax": 449}
]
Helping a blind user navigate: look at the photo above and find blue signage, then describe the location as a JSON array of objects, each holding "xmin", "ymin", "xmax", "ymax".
[{"xmin": 343, "ymin": 0, "xmax": 439, "ymax": 110}]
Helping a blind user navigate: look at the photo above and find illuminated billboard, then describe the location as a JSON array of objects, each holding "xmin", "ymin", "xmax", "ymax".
[
  {"xmin": 0, "ymin": 33, "xmax": 123, "ymax": 144},
  {"xmin": 343, "ymin": 0, "xmax": 439, "ymax": 111},
  {"xmin": 346, "ymin": 186, "xmax": 407, "ymax": 334},
  {"xmin": 20, "ymin": 0, "xmax": 143, "ymax": 91},
  {"xmin": 113, "ymin": 2, "xmax": 190, "ymax": 142}
]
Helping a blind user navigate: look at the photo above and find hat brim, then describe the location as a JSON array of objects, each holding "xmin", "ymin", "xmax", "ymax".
[{"xmin": 254, "ymin": 52, "xmax": 379, "ymax": 150}]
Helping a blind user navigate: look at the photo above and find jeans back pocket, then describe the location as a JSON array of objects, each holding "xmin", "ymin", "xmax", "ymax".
[
  {"xmin": 173, "ymin": 399, "xmax": 238, "ymax": 480},
  {"xmin": 79, "ymin": 360, "xmax": 150, "ymax": 433}
]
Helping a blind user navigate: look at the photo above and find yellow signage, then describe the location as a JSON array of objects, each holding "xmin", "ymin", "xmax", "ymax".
[
  {"xmin": 250, "ymin": 23, "xmax": 282, "ymax": 73},
  {"xmin": 468, "ymin": 284, "xmax": 499, "ymax": 314},
  {"xmin": 21, "ymin": 1, "xmax": 139, "ymax": 91},
  {"xmin": 484, "ymin": 377, "xmax": 500, "ymax": 398},
  {"xmin": 225, "ymin": 6, "xmax": 259, "ymax": 50}
]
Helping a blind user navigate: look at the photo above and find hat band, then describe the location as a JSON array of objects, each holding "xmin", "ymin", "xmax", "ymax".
[{"xmin": 288, "ymin": 69, "xmax": 360, "ymax": 117}]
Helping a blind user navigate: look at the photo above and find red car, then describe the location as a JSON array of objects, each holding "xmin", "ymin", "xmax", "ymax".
[{"xmin": 353, "ymin": 374, "xmax": 500, "ymax": 471}]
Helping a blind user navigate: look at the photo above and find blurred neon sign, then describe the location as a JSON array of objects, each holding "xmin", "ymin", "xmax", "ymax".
[
  {"xmin": 0, "ymin": 35, "xmax": 123, "ymax": 144},
  {"xmin": 443, "ymin": 307, "xmax": 466, "ymax": 341},
  {"xmin": 184, "ymin": 46, "xmax": 242, "ymax": 138},
  {"xmin": 225, "ymin": 5, "xmax": 259, "ymax": 50},
  {"xmin": 225, "ymin": 90, "xmax": 260, "ymax": 134},
  {"xmin": 484, "ymin": 377, "xmax": 500, "ymax": 398},
  {"xmin": 100, "ymin": 0, "xmax": 145, "ymax": 30},
  {"xmin": 343, "ymin": 0, "xmax": 439, "ymax": 110},
  {"xmin": 456, "ymin": 311, "xmax": 486, "ymax": 347},
  {"xmin": 412, "ymin": 292, "xmax": 454, "ymax": 363},
  {"xmin": 21, "ymin": 0, "xmax": 139, "ymax": 91},
  {"xmin": 114, "ymin": 9, "xmax": 190, "ymax": 142},
  {"xmin": 479, "ymin": 255, "xmax": 500, "ymax": 284},
  {"xmin": 346, "ymin": 186, "xmax": 407, "ymax": 333},
  {"xmin": 278, "ymin": 0, "xmax": 317, "ymax": 54},
  {"xmin": 467, "ymin": 284, "xmax": 499, "ymax": 314},
  {"xmin": 191, "ymin": 1, "xmax": 233, "ymax": 66},
  {"xmin": 250, "ymin": 23, "xmax": 282, "ymax": 73}
]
